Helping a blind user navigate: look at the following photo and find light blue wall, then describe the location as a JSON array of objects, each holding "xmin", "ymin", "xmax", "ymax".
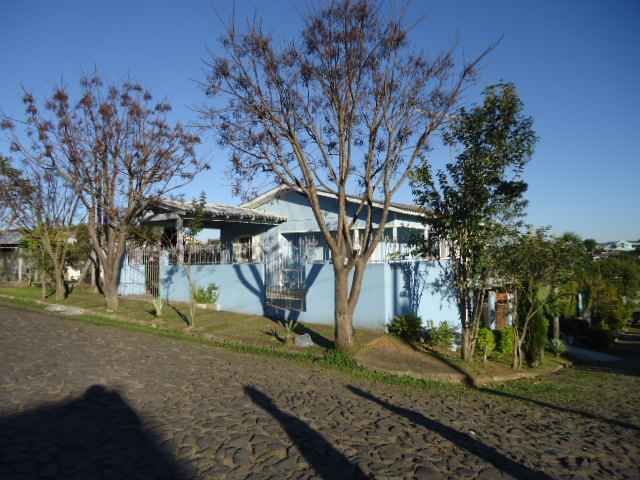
[
  {"xmin": 387, "ymin": 261, "xmax": 459, "ymax": 328},
  {"xmin": 157, "ymin": 257, "xmax": 459, "ymax": 330},
  {"xmin": 235, "ymin": 189, "xmax": 422, "ymax": 239}
]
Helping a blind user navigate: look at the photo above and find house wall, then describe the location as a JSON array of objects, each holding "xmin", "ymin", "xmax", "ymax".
[
  {"xmin": 250, "ymin": 189, "xmax": 423, "ymax": 234},
  {"xmin": 156, "ymin": 255, "xmax": 458, "ymax": 330},
  {"xmin": 221, "ymin": 190, "xmax": 426, "ymax": 263},
  {"xmin": 387, "ymin": 261, "xmax": 459, "ymax": 327}
]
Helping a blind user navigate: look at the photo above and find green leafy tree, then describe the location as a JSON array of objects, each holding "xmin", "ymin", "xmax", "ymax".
[
  {"xmin": 597, "ymin": 255, "xmax": 640, "ymax": 301},
  {"xmin": 583, "ymin": 238, "xmax": 598, "ymax": 255},
  {"xmin": 495, "ymin": 228, "xmax": 558, "ymax": 369},
  {"xmin": 411, "ymin": 83, "xmax": 537, "ymax": 361},
  {"xmin": 546, "ymin": 233, "xmax": 590, "ymax": 351},
  {"xmin": 583, "ymin": 255, "xmax": 640, "ymax": 332}
]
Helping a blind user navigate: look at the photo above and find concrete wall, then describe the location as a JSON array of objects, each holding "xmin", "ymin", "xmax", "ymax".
[
  {"xmin": 157, "ymin": 257, "xmax": 458, "ymax": 330},
  {"xmin": 387, "ymin": 261, "xmax": 459, "ymax": 328}
]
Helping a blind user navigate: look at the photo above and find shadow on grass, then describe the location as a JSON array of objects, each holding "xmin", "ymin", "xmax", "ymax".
[
  {"xmin": 167, "ymin": 303, "xmax": 190, "ymax": 327},
  {"xmin": 479, "ymin": 385, "xmax": 640, "ymax": 432},
  {"xmin": 348, "ymin": 385, "xmax": 554, "ymax": 480},
  {"xmin": 0, "ymin": 385, "xmax": 194, "ymax": 479},
  {"xmin": 294, "ymin": 322, "xmax": 334, "ymax": 350},
  {"xmin": 415, "ymin": 344, "xmax": 475, "ymax": 386},
  {"xmin": 244, "ymin": 386, "xmax": 366, "ymax": 479},
  {"xmin": 233, "ymin": 263, "xmax": 335, "ymax": 349}
]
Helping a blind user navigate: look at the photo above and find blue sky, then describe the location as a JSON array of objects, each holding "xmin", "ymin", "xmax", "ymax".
[{"xmin": 1, "ymin": 1, "xmax": 638, "ymax": 241}]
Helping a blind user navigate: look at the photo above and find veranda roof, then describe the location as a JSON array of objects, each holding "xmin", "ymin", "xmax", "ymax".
[
  {"xmin": 0, "ymin": 230, "xmax": 22, "ymax": 246},
  {"xmin": 147, "ymin": 198, "xmax": 287, "ymax": 226}
]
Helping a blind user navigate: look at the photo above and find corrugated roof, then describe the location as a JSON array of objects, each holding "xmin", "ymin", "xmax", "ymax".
[
  {"xmin": 156, "ymin": 199, "xmax": 287, "ymax": 224},
  {"xmin": 0, "ymin": 230, "xmax": 22, "ymax": 245}
]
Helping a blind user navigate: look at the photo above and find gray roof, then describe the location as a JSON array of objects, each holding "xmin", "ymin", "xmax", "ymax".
[
  {"xmin": 0, "ymin": 230, "xmax": 22, "ymax": 245},
  {"xmin": 154, "ymin": 199, "xmax": 287, "ymax": 225}
]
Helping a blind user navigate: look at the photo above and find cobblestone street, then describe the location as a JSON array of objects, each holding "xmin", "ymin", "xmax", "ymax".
[{"xmin": 1, "ymin": 305, "xmax": 638, "ymax": 479}]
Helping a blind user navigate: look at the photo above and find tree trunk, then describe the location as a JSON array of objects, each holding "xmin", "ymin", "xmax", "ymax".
[
  {"xmin": 460, "ymin": 297, "xmax": 474, "ymax": 361},
  {"xmin": 512, "ymin": 330, "xmax": 520, "ymax": 369},
  {"xmin": 41, "ymin": 270, "xmax": 47, "ymax": 301},
  {"xmin": 54, "ymin": 272, "xmax": 65, "ymax": 302},
  {"xmin": 461, "ymin": 327, "xmax": 474, "ymax": 361},
  {"xmin": 104, "ymin": 282, "xmax": 119, "ymax": 311},
  {"xmin": 53, "ymin": 261, "xmax": 65, "ymax": 302},
  {"xmin": 553, "ymin": 314, "xmax": 560, "ymax": 356},
  {"xmin": 333, "ymin": 265, "xmax": 354, "ymax": 351},
  {"xmin": 102, "ymin": 263, "xmax": 119, "ymax": 311}
]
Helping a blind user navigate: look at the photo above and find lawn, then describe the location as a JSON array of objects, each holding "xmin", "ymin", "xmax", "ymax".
[
  {"xmin": 0, "ymin": 285, "xmax": 383, "ymax": 355},
  {"xmin": 0, "ymin": 285, "xmax": 576, "ymax": 389}
]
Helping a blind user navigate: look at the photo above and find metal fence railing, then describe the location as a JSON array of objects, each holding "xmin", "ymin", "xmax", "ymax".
[{"xmin": 168, "ymin": 242, "xmax": 258, "ymax": 265}]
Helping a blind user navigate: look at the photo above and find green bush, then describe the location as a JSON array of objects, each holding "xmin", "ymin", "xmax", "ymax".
[
  {"xmin": 388, "ymin": 313, "xmax": 422, "ymax": 341},
  {"xmin": 424, "ymin": 321, "xmax": 456, "ymax": 348},
  {"xmin": 193, "ymin": 283, "xmax": 219, "ymax": 304},
  {"xmin": 546, "ymin": 338, "xmax": 566, "ymax": 355},
  {"xmin": 477, "ymin": 327, "xmax": 496, "ymax": 362},
  {"xmin": 495, "ymin": 326, "xmax": 515, "ymax": 357}
]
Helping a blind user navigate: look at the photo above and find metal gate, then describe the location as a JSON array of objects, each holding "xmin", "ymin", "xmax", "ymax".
[
  {"xmin": 119, "ymin": 246, "xmax": 160, "ymax": 298},
  {"xmin": 264, "ymin": 240, "xmax": 306, "ymax": 311}
]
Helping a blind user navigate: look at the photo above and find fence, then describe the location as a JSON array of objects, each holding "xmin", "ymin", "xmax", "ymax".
[
  {"xmin": 168, "ymin": 242, "xmax": 257, "ymax": 265},
  {"xmin": 119, "ymin": 246, "xmax": 160, "ymax": 298}
]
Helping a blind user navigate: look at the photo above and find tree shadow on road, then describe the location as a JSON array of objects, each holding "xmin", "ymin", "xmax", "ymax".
[
  {"xmin": 244, "ymin": 385, "xmax": 366, "ymax": 479},
  {"xmin": 0, "ymin": 385, "xmax": 194, "ymax": 480},
  {"xmin": 347, "ymin": 385, "xmax": 554, "ymax": 480},
  {"xmin": 479, "ymin": 385, "xmax": 640, "ymax": 432}
]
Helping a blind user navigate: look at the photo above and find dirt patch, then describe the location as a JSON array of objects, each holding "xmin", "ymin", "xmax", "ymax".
[
  {"xmin": 357, "ymin": 336, "xmax": 569, "ymax": 386},
  {"xmin": 355, "ymin": 336, "xmax": 468, "ymax": 383}
]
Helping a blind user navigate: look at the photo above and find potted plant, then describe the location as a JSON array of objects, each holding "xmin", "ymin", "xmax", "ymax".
[{"xmin": 193, "ymin": 283, "xmax": 219, "ymax": 311}]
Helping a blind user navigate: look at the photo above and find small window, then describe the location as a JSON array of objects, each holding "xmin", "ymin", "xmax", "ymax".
[{"xmin": 233, "ymin": 236, "xmax": 252, "ymax": 263}]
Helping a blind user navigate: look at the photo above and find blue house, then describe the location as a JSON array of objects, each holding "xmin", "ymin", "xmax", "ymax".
[{"xmin": 119, "ymin": 186, "xmax": 459, "ymax": 330}]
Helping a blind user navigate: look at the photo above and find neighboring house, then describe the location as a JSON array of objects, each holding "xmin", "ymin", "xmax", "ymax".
[
  {"xmin": 601, "ymin": 240, "xmax": 636, "ymax": 252},
  {"xmin": 119, "ymin": 187, "xmax": 464, "ymax": 329},
  {"xmin": 0, "ymin": 230, "xmax": 25, "ymax": 283}
]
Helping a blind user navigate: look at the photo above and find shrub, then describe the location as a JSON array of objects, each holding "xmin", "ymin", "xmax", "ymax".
[
  {"xmin": 193, "ymin": 283, "xmax": 219, "ymax": 304},
  {"xmin": 424, "ymin": 321, "xmax": 457, "ymax": 348},
  {"xmin": 388, "ymin": 313, "xmax": 422, "ymax": 341},
  {"xmin": 526, "ymin": 310, "xmax": 549, "ymax": 366},
  {"xmin": 495, "ymin": 326, "xmax": 515, "ymax": 357},
  {"xmin": 477, "ymin": 327, "xmax": 496, "ymax": 363},
  {"xmin": 547, "ymin": 338, "xmax": 566, "ymax": 355}
]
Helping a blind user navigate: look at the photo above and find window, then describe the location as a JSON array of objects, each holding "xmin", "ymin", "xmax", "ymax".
[{"xmin": 233, "ymin": 236, "xmax": 252, "ymax": 263}]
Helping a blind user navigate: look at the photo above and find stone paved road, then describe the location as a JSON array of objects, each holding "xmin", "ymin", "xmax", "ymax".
[{"xmin": 1, "ymin": 305, "xmax": 639, "ymax": 480}]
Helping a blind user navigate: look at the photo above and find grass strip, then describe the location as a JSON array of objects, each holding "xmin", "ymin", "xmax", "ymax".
[{"xmin": 0, "ymin": 295, "xmax": 461, "ymax": 394}]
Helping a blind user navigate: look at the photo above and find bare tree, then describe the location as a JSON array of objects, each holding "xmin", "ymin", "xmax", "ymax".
[
  {"xmin": 203, "ymin": 0, "xmax": 489, "ymax": 349},
  {"xmin": 3, "ymin": 76, "xmax": 206, "ymax": 310},
  {"xmin": 0, "ymin": 140, "xmax": 80, "ymax": 301}
]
